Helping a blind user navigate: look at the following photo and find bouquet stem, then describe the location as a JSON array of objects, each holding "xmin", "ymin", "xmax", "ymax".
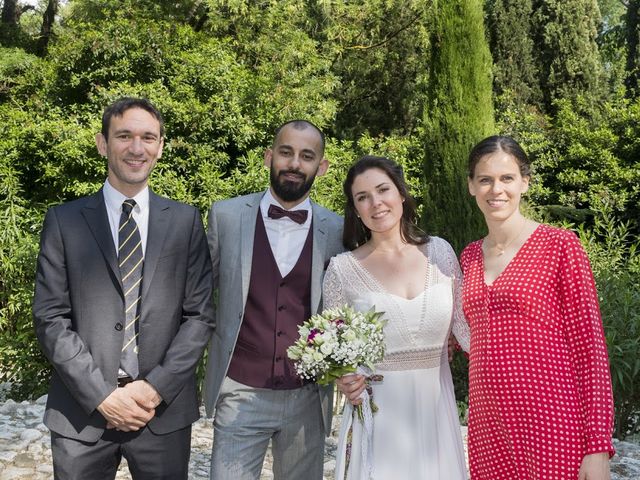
[{"xmin": 355, "ymin": 374, "xmax": 383, "ymax": 421}]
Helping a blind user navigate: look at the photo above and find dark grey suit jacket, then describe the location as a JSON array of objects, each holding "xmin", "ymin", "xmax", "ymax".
[{"xmin": 33, "ymin": 189, "xmax": 215, "ymax": 443}]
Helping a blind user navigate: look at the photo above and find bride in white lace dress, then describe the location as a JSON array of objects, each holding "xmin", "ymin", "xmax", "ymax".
[{"xmin": 324, "ymin": 156, "xmax": 470, "ymax": 480}]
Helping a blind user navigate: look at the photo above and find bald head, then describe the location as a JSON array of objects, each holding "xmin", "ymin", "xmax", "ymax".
[{"xmin": 272, "ymin": 120, "xmax": 325, "ymax": 156}]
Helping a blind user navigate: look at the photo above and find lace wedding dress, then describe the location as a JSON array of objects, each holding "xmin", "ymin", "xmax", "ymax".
[{"xmin": 323, "ymin": 237, "xmax": 470, "ymax": 480}]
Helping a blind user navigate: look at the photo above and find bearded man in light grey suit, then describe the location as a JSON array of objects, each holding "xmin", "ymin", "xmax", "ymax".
[
  {"xmin": 203, "ymin": 120, "xmax": 344, "ymax": 479},
  {"xmin": 33, "ymin": 97, "xmax": 214, "ymax": 479}
]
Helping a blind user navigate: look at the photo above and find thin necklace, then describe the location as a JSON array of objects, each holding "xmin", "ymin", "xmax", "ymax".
[
  {"xmin": 488, "ymin": 218, "xmax": 528, "ymax": 256},
  {"xmin": 369, "ymin": 241, "xmax": 411, "ymax": 255}
]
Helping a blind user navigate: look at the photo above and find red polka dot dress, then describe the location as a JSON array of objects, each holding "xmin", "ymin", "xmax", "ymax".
[{"xmin": 460, "ymin": 224, "xmax": 614, "ymax": 479}]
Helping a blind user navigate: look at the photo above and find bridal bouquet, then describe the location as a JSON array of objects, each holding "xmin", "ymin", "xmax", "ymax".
[
  {"xmin": 288, "ymin": 305, "xmax": 385, "ymax": 480},
  {"xmin": 287, "ymin": 305, "xmax": 386, "ymax": 385}
]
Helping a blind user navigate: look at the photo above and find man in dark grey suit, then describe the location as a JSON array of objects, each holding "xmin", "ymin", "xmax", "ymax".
[
  {"xmin": 203, "ymin": 120, "xmax": 344, "ymax": 479},
  {"xmin": 33, "ymin": 97, "xmax": 214, "ymax": 479}
]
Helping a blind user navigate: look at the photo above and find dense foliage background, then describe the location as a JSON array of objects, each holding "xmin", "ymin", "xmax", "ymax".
[{"xmin": 1, "ymin": 0, "xmax": 638, "ymax": 438}]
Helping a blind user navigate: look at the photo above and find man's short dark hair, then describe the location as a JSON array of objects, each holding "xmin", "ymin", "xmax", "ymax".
[
  {"xmin": 101, "ymin": 97, "xmax": 164, "ymax": 140},
  {"xmin": 272, "ymin": 120, "xmax": 325, "ymax": 155}
]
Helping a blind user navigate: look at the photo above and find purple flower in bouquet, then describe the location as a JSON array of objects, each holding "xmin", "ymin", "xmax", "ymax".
[{"xmin": 287, "ymin": 305, "xmax": 386, "ymax": 385}]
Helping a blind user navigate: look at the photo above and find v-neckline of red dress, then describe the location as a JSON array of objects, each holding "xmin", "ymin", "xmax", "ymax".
[{"xmin": 482, "ymin": 224, "xmax": 543, "ymax": 288}]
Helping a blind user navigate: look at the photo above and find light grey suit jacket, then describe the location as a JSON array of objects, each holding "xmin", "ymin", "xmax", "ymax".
[
  {"xmin": 202, "ymin": 192, "xmax": 344, "ymax": 434},
  {"xmin": 33, "ymin": 190, "xmax": 215, "ymax": 443}
]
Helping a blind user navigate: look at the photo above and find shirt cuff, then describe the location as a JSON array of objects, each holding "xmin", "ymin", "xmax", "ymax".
[{"xmin": 585, "ymin": 435, "xmax": 615, "ymax": 458}]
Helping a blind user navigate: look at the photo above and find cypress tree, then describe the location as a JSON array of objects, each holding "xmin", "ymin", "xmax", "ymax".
[
  {"xmin": 533, "ymin": 0, "xmax": 604, "ymax": 108},
  {"xmin": 487, "ymin": 0, "xmax": 542, "ymax": 106},
  {"xmin": 423, "ymin": 0, "xmax": 495, "ymax": 252}
]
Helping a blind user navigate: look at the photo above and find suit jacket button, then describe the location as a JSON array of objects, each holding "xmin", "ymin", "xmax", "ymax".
[{"xmin": 114, "ymin": 323, "xmax": 123, "ymax": 331}]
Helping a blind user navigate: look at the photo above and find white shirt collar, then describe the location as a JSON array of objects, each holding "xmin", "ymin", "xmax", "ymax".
[
  {"xmin": 261, "ymin": 188, "xmax": 311, "ymax": 213},
  {"xmin": 103, "ymin": 179, "xmax": 150, "ymax": 214}
]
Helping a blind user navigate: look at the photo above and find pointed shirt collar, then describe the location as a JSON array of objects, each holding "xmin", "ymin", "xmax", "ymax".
[{"xmin": 103, "ymin": 179, "xmax": 149, "ymax": 215}]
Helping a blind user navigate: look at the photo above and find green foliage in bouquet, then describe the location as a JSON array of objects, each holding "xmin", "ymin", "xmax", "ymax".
[{"xmin": 287, "ymin": 305, "xmax": 386, "ymax": 386}]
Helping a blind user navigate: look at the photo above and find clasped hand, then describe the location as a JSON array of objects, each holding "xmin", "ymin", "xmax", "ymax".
[{"xmin": 97, "ymin": 380, "xmax": 162, "ymax": 431}]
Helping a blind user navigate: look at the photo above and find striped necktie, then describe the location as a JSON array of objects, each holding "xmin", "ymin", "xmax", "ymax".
[{"xmin": 118, "ymin": 199, "xmax": 143, "ymax": 379}]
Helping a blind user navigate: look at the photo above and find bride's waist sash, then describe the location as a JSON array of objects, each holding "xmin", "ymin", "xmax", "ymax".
[{"xmin": 376, "ymin": 346, "xmax": 445, "ymax": 371}]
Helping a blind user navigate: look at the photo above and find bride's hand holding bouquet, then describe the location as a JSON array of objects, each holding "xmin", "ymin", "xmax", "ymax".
[{"xmin": 287, "ymin": 305, "xmax": 386, "ymax": 418}]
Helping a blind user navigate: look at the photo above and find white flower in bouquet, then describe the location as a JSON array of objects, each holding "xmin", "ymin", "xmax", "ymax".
[{"xmin": 287, "ymin": 305, "xmax": 386, "ymax": 385}]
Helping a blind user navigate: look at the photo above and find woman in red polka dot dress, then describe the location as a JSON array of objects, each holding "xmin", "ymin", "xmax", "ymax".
[{"xmin": 460, "ymin": 135, "xmax": 615, "ymax": 480}]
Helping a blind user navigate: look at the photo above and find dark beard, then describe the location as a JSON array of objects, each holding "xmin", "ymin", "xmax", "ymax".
[{"xmin": 270, "ymin": 167, "xmax": 316, "ymax": 202}]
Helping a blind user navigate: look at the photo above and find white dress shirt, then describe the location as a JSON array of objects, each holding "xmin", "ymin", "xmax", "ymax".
[
  {"xmin": 103, "ymin": 179, "xmax": 150, "ymax": 256},
  {"xmin": 260, "ymin": 189, "xmax": 312, "ymax": 278}
]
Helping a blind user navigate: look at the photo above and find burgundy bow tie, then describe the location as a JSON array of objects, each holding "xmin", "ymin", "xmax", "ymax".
[{"xmin": 268, "ymin": 204, "xmax": 308, "ymax": 224}]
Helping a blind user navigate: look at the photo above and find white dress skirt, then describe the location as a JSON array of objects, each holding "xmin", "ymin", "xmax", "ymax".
[{"xmin": 323, "ymin": 237, "xmax": 470, "ymax": 480}]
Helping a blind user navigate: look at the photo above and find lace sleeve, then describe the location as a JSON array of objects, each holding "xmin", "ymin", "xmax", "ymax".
[
  {"xmin": 322, "ymin": 256, "xmax": 347, "ymax": 311},
  {"xmin": 438, "ymin": 238, "xmax": 470, "ymax": 352}
]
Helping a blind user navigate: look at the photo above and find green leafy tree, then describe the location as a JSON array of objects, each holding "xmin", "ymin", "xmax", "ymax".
[
  {"xmin": 577, "ymin": 200, "xmax": 640, "ymax": 440},
  {"xmin": 304, "ymin": 0, "xmax": 432, "ymax": 139},
  {"xmin": 497, "ymin": 96, "xmax": 640, "ymax": 232},
  {"xmin": 0, "ymin": 102, "xmax": 49, "ymax": 399},
  {"xmin": 423, "ymin": 0, "xmax": 495, "ymax": 252}
]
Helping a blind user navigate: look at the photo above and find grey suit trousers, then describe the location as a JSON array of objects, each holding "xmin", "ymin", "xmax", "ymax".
[
  {"xmin": 210, "ymin": 377, "xmax": 325, "ymax": 480},
  {"xmin": 51, "ymin": 424, "xmax": 192, "ymax": 480}
]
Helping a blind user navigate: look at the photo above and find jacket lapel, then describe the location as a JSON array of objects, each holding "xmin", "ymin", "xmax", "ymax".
[
  {"xmin": 141, "ymin": 192, "xmax": 171, "ymax": 299},
  {"xmin": 310, "ymin": 201, "xmax": 329, "ymax": 314},
  {"xmin": 81, "ymin": 190, "xmax": 121, "ymax": 290},
  {"xmin": 240, "ymin": 193, "xmax": 262, "ymax": 306}
]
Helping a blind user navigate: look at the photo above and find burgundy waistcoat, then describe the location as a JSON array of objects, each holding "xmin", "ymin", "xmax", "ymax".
[{"xmin": 226, "ymin": 211, "xmax": 313, "ymax": 389}]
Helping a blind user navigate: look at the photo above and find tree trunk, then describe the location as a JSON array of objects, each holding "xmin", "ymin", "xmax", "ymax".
[
  {"xmin": 625, "ymin": 0, "xmax": 640, "ymax": 98},
  {"xmin": 36, "ymin": 0, "xmax": 59, "ymax": 56},
  {"xmin": 187, "ymin": 0, "xmax": 209, "ymax": 32},
  {"xmin": 1, "ymin": 0, "xmax": 18, "ymax": 26}
]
